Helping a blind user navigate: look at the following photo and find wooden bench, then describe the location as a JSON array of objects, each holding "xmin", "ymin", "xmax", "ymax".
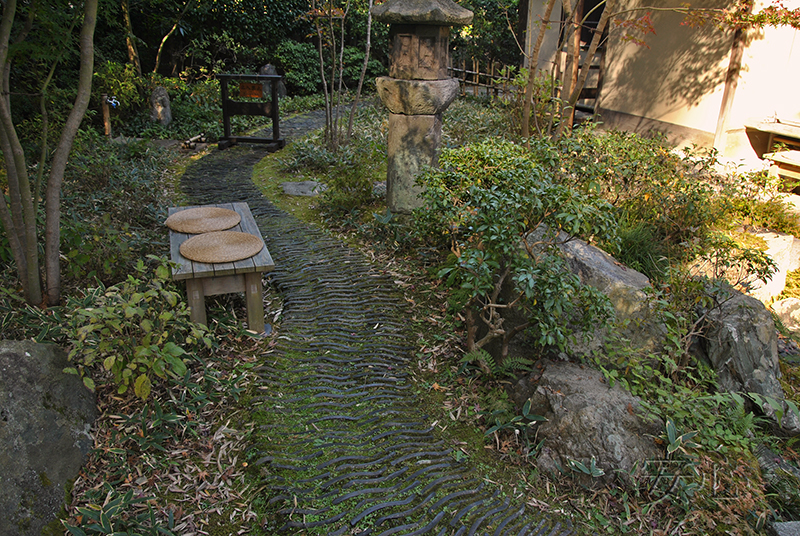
[{"xmin": 168, "ymin": 202, "xmax": 274, "ymax": 333}]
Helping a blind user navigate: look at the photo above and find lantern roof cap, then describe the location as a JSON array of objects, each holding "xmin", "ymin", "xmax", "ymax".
[{"xmin": 372, "ymin": 0, "xmax": 473, "ymax": 26}]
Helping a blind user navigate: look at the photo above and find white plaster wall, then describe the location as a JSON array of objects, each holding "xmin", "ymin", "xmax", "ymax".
[
  {"xmin": 599, "ymin": 0, "xmax": 732, "ymax": 134},
  {"xmin": 730, "ymin": 11, "xmax": 800, "ymax": 128},
  {"xmin": 525, "ymin": 0, "xmax": 562, "ymax": 72}
]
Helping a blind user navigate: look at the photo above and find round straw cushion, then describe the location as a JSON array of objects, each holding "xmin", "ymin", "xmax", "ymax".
[
  {"xmin": 179, "ymin": 231, "xmax": 263, "ymax": 263},
  {"xmin": 165, "ymin": 207, "xmax": 241, "ymax": 234}
]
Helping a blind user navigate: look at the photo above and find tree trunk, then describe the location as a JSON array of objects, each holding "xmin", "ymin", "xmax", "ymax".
[
  {"xmin": 566, "ymin": 0, "xmax": 613, "ymax": 113},
  {"xmin": 347, "ymin": 0, "xmax": 373, "ymax": 142},
  {"xmin": 153, "ymin": 0, "xmax": 194, "ymax": 74},
  {"xmin": 44, "ymin": 0, "xmax": 98, "ymax": 305},
  {"xmin": 0, "ymin": 0, "xmax": 42, "ymax": 305},
  {"xmin": 312, "ymin": 0, "xmax": 333, "ymax": 148},
  {"xmin": 713, "ymin": 25, "xmax": 747, "ymax": 151},
  {"xmin": 121, "ymin": 0, "xmax": 142, "ymax": 76},
  {"xmin": 556, "ymin": 0, "xmax": 582, "ymax": 140},
  {"xmin": 333, "ymin": 0, "xmax": 350, "ymax": 149}
]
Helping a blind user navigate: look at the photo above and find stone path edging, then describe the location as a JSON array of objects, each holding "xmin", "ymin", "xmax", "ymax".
[{"xmin": 177, "ymin": 112, "xmax": 571, "ymax": 535}]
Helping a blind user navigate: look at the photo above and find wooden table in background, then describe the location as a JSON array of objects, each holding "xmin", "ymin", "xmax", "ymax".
[{"xmin": 168, "ymin": 202, "xmax": 274, "ymax": 333}]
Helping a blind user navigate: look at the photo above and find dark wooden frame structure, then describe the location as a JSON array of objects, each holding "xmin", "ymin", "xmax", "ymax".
[{"xmin": 218, "ymin": 73, "xmax": 285, "ymax": 150}]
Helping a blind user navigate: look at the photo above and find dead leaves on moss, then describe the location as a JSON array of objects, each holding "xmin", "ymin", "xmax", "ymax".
[{"xmin": 63, "ymin": 333, "xmax": 271, "ymax": 535}]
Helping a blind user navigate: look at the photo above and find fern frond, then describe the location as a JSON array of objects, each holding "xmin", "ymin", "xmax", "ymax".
[{"xmin": 500, "ymin": 355, "xmax": 534, "ymax": 375}]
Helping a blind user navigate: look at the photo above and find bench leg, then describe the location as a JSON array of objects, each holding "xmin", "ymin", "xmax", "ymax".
[
  {"xmin": 186, "ymin": 279, "xmax": 207, "ymax": 326},
  {"xmin": 245, "ymin": 272, "xmax": 265, "ymax": 334}
]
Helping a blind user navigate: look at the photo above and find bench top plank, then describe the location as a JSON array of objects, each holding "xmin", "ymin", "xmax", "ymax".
[{"xmin": 168, "ymin": 202, "xmax": 274, "ymax": 281}]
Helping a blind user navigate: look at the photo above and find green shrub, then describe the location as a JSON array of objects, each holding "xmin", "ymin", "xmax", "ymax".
[
  {"xmin": 414, "ymin": 138, "xmax": 618, "ymax": 358},
  {"xmin": 63, "ymin": 483, "xmax": 175, "ymax": 536},
  {"xmin": 727, "ymin": 194, "xmax": 800, "ymax": 237},
  {"xmin": 564, "ymin": 129, "xmax": 722, "ymax": 247},
  {"xmin": 274, "ymin": 40, "xmax": 321, "ymax": 95},
  {"xmin": 341, "ymin": 46, "xmax": 385, "ymax": 91},
  {"xmin": 280, "ymin": 104, "xmax": 387, "ymax": 215},
  {"xmin": 441, "ymin": 96, "xmax": 518, "ymax": 147},
  {"xmin": 60, "ymin": 132, "xmax": 169, "ymax": 288},
  {"xmin": 64, "ymin": 256, "xmax": 214, "ymax": 399},
  {"xmin": 498, "ymin": 66, "xmax": 561, "ymax": 137},
  {"xmin": 61, "ymin": 214, "xmax": 136, "ymax": 285},
  {"xmin": 93, "ymin": 61, "xmax": 148, "ymax": 118}
]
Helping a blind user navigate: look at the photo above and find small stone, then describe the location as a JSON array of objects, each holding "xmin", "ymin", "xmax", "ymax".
[
  {"xmin": 281, "ymin": 181, "xmax": 327, "ymax": 197},
  {"xmin": 769, "ymin": 521, "xmax": 800, "ymax": 536}
]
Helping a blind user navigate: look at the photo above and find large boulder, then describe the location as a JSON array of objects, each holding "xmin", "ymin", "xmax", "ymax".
[
  {"xmin": 557, "ymin": 236, "xmax": 666, "ymax": 356},
  {"xmin": 512, "ymin": 360, "xmax": 663, "ymax": 487},
  {"xmin": 698, "ymin": 288, "xmax": 800, "ymax": 434},
  {"xmin": 0, "ymin": 340, "xmax": 97, "ymax": 536}
]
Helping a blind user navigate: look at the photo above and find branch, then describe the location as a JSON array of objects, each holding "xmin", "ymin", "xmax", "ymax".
[{"xmin": 153, "ymin": 0, "xmax": 196, "ymax": 74}]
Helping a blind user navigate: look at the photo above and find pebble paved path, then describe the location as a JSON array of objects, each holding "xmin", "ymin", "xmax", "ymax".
[{"xmin": 178, "ymin": 113, "xmax": 573, "ymax": 535}]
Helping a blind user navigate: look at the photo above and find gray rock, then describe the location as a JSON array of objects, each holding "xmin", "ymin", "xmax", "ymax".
[
  {"xmin": 149, "ymin": 86, "xmax": 172, "ymax": 126},
  {"xmin": 701, "ymin": 288, "xmax": 800, "ymax": 434},
  {"xmin": 372, "ymin": 0, "xmax": 473, "ymax": 25},
  {"xmin": 373, "ymin": 181, "xmax": 387, "ymax": 198},
  {"xmin": 376, "ymin": 77, "xmax": 460, "ymax": 115},
  {"xmin": 773, "ymin": 297, "xmax": 800, "ymax": 335},
  {"xmin": 558, "ymin": 236, "xmax": 666, "ymax": 355},
  {"xmin": 0, "ymin": 340, "xmax": 96, "ymax": 536},
  {"xmin": 516, "ymin": 360, "xmax": 662, "ymax": 487},
  {"xmin": 769, "ymin": 522, "xmax": 800, "ymax": 536},
  {"xmin": 281, "ymin": 180, "xmax": 327, "ymax": 197}
]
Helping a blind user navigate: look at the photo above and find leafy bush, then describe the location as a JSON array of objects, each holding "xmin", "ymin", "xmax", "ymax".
[
  {"xmin": 63, "ymin": 484, "xmax": 175, "ymax": 536},
  {"xmin": 274, "ymin": 40, "xmax": 322, "ymax": 95},
  {"xmin": 341, "ymin": 46, "xmax": 385, "ymax": 91},
  {"xmin": 414, "ymin": 138, "xmax": 618, "ymax": 358},
  {"xmin": 93, "ymin": 61, "xmax": 148, "ymax": 119},
  {"xmin": 61, "ymin": 132, "xmax": 170, "ymax": 287},
  {"xmin": 724, "ymin": 169, "xmax": 800, "ymax": 236},
  {"xmin": 441, "ymin": 96, "xmax": 517, "ymax": 148},
  {"xmin": 64, "ymin": 256, "xmax": 214, "ymax": 399},
  {"xmin": 498, "ymin": 66, "xmax": 561, "ymax": 138},
  {"xmin": 560, "ymin": 128, "xmax": 723, "ymax": 250}
]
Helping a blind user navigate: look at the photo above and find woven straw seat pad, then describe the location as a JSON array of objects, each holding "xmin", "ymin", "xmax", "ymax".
[
  {"xmin": 165, "ymin": 207, "xmax": 241, "ymax": 234},
  {"xmin": 180, "ymin": 231, "xmax": 263, "ymax": 263}
]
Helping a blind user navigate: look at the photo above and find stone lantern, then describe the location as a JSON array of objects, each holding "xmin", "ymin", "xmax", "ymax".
[{"xmin": 372, "ymin": 0, "xmax": 473, "ymax": 215}]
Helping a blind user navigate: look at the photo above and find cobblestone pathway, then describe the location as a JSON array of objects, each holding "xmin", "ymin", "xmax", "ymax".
[{"xmin": 178, "ymin": 113, "xmax": 572, "ymax": 535}]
